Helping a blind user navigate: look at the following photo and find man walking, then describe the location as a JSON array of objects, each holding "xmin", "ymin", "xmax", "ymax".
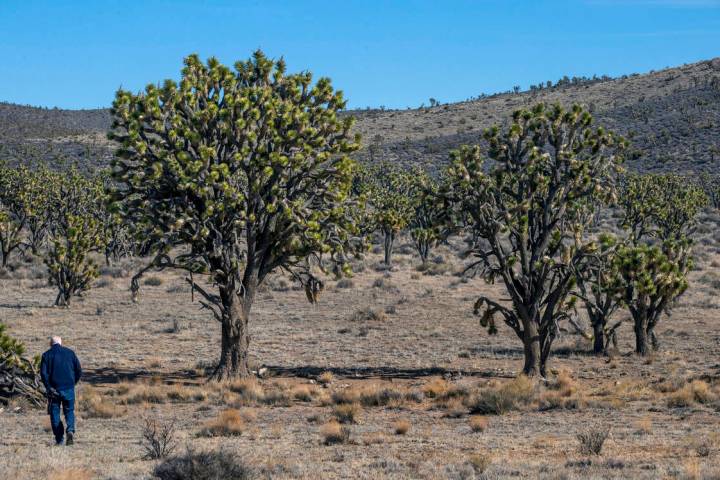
[{"xmin": 40, "ymin": 336, "xmax": 82, "ymax": 445}]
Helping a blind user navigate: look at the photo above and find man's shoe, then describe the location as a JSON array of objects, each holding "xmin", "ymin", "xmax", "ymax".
[{"xmin": 66, "ymin": 432, "xmax": 74, "ymax": 446}]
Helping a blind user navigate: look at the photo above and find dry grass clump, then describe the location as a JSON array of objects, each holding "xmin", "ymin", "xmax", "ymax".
[
  {"xmin": 317, "ymin": 371, "xmax": 334, "ymax": 386},
  {"xmin": 119, "ymin": 384, "xmax": 167, "ymax": 405},
  {"xmin": 49, "ymin": 468, "xmax": 95, "ymax": 480},
  {"xmin": 469, "ymin": 415, "xmax": 489, "ymax": 433},
  {"xmin": 538, "ymin": 372, "xmax": 585, "ymax": 411},
  {"xmin": 392, "ymin": 418, "xmax": 411, "ymax": 435},
  {"xmin": 80, "ymin": 389, "xmax": 126, "ymax": 418},
  {"xmin": 577, "ymin": 426, "xmax": 610, "ymax": 455},
  {"xmin": 667, "ymin": 380, "xmax": 717, "ymax": 408},
  {"xmin": 465, "ymin": 376, "xmax": 535, "ymax": 415},
  {"xmin": 350, "ymin": 307, "xmax": 387, "ymax": 322},
  {"xmin": 333, "ymin": 403, "xmax": 361, "ymax": 424},
  {"xmin": 320, "ymin": 420, "xmax": 350, "ymax": 445},
  {"xmin": 439, "ymin": 398, "xmax": 467, "ymax": 418},
  {"xmin": 227, "ymin": 378, "xmax": 265, "ymax": 404},
  {"xmin": 633, "ymin": 417, "xmax": 653, "ymax": 435},
  {"xmin": 331, "ymin": 382, "xmax": 416, "ymax": 408},
  {"xmin": 291, "ymin": 384, "xmax": 320, "ymax": 402},
  {"xmin": 166, "ymin": 384, "xmax": 208, "ymax": 403},
  {"xmin": 467, "ymin": 453, "xmax": 492, "ymax": 474},
  {"xmin": 198, "ymin": 409, "xmax": 247, "ymax": 437},
  {"xmin": 422, "ymin": 377, "xmax": 451, "ymax": 398}
]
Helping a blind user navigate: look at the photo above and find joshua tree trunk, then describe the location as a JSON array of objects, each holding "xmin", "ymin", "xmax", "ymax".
[
  {"xmin": 592, "ymin": 321, "xmax": 605, "ymax": 355},
  {"xmin": 522, "ymin": 323, "xmax": 542, "ymax": 377},
  {"xmin": 634, "ymin": 316, "xmax": 650, "ymax": 356},
  {"xmin": 383, "ymin": 229, "xmax": 395, "ymax": 266},
  {"xmin": 213, "ymin": 280, "xmax": 254, "ymax": 380},
  {"xmin": 417, "ymin": 240, "xmax": 430, "ymax": 265}
]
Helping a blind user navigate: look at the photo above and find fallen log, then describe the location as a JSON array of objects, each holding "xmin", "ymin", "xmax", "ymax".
[{"xmin": 0, "ymin": 355, "xmax": 46, "ymax": 408}]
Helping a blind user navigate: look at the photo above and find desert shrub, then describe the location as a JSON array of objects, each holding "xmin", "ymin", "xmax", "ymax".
[
  {"xmin": 154, "ymin": 447, "xmax": 253, "ymax": 480},
  {"xmin": 667, "ymin": 380, "xmax": 717, "ymax": 408},
  {"xmin": 371, "ymin": 276, "xmax": 400, "ymax": 293},
  {"xmin": 320, "ymin": 420, "xmax": 350, "ymax": 445},
  {"xmin": 141, "ymin": 417, "xmax": 178, "ymax": 460},
  {"xmin": 333, "ymin": 403, "xmax": 361, "ymax": 424},
  {"xmin": 143, "ymin": 276, "xmax": 163, "ymax": 286},
  {"xmin": 350, "ymin": 307, "xmax": 387, "ymax": 322},
  {"xmin": 392, "ymin": 418, "xmax": 411, "ymax": 435},
  {"xmin": 335, "ymin": 278, "xmax": 354, "ymax": 289},
  {"xmin": 469, "ymin": 415, "xmax": 489, "ymax": 433},
  {"xmin": 198, "ymin": 409, "xmax": 246, "ymax": 437},
  {"xmin": 94, "ymin": 278, "xmax": 112, "ymax": 288},
  {"xmin": 577, "ymin": 427, "xmax": 610, "ymax": 455},
  {"xmin": 466, "ymin": 376, "xmax": 535, "ymax": 415}
]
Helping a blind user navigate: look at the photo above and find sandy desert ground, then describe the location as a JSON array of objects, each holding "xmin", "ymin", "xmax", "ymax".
[{"xmin": 1, "ymin": 222, "xmax": 719, "ymax": 479}]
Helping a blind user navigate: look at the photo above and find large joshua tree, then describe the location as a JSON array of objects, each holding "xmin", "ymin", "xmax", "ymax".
[
  {"xmin": 109, "ymin": 51, "xmax": 362, "ymax": 379},
  {"xmin": 445, "ymin": 103, "xmax": 626, "ymax": 377}
]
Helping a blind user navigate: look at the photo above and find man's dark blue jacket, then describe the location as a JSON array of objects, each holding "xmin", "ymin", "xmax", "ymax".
[{"xmin": 40, "ymin": 344, "xmax": 82, "ymax": 391}]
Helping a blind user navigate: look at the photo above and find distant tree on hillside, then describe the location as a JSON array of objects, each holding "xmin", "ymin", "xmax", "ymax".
[{"xmin": 108, "ymin": 51, "xmax": 363, "ymax": 379}]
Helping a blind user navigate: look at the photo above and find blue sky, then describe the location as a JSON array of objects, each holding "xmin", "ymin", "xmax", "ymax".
[{"xmin": 1, "ymin": 0, "xmax": 718, "ymax": 110}]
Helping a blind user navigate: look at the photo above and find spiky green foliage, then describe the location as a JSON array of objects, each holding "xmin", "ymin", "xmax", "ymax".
[
  {"xmin": 610, "ymin": 240, "xmax": 691, "ymax": 355},
  {"xmin": 408, "ymin": 170, "xmax": 453, "ymax": 265},
  {"xmin": 45, "ymin": 170, "xmax": 105, "ymax": 307},
  {"xmin": 445, "ymin": 103, "xmax": 626, "ymax": 377},
  {"xmin": 0, "ymin": 322, "xmax": 25, "ymax": 364},
  {"xmin": 356, "ymin": 162, "xmax": 415, "ymax": 266},
  {"xmin": 108, "ymin": 51, "xmax": 362, "ymax": 379},
  {"xmin": 620, "ymin": 173, "xmax": 707, "ymax": 243}
]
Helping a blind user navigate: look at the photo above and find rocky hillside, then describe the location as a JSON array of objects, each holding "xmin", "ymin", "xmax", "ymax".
[{"xmin": 2, "ymin": 57, "xmax": 719, "ymax": 173}]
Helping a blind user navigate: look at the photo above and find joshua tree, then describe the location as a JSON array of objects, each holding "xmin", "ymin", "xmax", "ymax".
[
  {"xmin": 109, "ymin": 51, "xmax": 363, "ymax": 379},
  {"xmin": 697, "ymin": 173, "xmax": 719, "ymax": 209},
  {"xmin": 45, "ymin": 170, "xmax": 105, "ymax": 307},
  {"xmin": 408, "ymin": 169, "xmax": 452, "ymax": 265},
  {"xmin": 445, "ymin": 103, "xmax": 626, "ymax": 377},
  {"xmin": 611, "ymin": 240, "xmax": 691, "ymax": 355},
  {"xmin": 0, "ymin": 165, "xmax": 31, "ymax": 267},
  {"xmin": 357, "ymin": 162, "xmax": 414, "ymax": 266},
  {"xmin": 616, "ymin": 173, "xmax": 706, "ymax": 354},
  {"xmin": 574, "ymin": 234, "xmax": 622, "ymax": 354}
]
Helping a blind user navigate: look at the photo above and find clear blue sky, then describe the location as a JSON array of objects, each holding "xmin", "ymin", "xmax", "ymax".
[{"xmin": 1, "ymin": 0, "xmax": 719, "ymax": 110}]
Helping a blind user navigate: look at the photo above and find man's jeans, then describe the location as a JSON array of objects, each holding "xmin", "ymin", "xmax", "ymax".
[{"xmin": 48, "ymin": 388, "xmax": 75, "ymax": 444}]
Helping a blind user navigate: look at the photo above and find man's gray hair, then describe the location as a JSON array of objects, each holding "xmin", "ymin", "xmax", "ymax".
[{"xmin": 51, "ymin": 336, "xmax": 62, "ymax": 345}]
